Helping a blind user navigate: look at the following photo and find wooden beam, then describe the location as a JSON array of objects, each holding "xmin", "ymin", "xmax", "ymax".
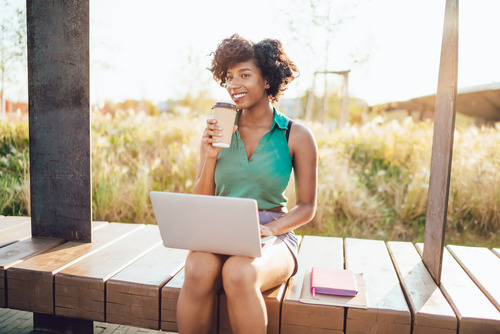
[
  {"xmin": 423, "ymin": 0, "xmax": 459, "ymax": 285},
  {"xmin": 27, "ymin": 0, "xmax": 91, "ymax": 242}
]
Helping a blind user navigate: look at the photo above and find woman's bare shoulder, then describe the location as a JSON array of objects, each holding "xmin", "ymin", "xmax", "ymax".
[{"xmin": 289, "ymin": 120, "xmax": 316, "ymax": 147}]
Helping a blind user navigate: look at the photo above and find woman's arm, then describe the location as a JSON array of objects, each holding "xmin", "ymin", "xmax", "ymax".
[
  {"xmin": 193, "ymin": 119, "xmax": 237, "ymax": 195},
  {"xmin": 193, "ymin": 119, "xmax": 223, "ymax": 195},
  {"xmin": 260, "ymin": 122, "xmax": 318, "ymax": 236}
]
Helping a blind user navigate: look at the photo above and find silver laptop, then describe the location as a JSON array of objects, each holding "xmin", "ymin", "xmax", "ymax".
[{"xmin": 150, "ymin": 191, "xmax": 275, "ymax": 257}]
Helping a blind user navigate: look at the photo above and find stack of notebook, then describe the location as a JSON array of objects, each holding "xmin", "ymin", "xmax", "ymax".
[{"xmin": 299, "ymin": 267, "xmax": 367, "ymax": 309}]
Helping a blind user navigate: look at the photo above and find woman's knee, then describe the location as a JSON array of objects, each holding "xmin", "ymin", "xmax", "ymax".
[
  {"xmin": 183, "ymin": 252, "xmax": 223, "ymax": 293},
  {"xmin": 222, "ymin": 257, "xmax": 258, "ymax": 296}
]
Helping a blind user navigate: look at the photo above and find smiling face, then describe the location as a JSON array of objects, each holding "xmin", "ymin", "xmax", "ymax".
[{"xmin": 226, "ymin": 61, "xmax": 270, "ymax": 110}]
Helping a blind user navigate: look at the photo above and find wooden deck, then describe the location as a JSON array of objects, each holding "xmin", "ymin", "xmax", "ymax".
[{"xmin": 1, "ymin": 216, "xmax": 499, "ymax": 333}]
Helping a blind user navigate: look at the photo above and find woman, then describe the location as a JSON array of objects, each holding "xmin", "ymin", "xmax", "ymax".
[{"xmin": 177, "ymin": 34, "xmax": 318, "ymax": 334}]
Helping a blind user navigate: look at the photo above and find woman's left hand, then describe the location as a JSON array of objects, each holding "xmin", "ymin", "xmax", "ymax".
[{"xmin": 260, "ymin": 224, "xmax": 274, "ymax": 237}]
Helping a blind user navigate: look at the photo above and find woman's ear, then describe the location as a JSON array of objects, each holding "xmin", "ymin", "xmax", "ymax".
[{"xmin": 265, "ymin": 81, "xmax": 270, "ymax": 89}]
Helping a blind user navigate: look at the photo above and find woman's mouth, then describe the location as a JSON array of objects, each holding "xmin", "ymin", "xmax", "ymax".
[{"xmin": 232, "ymin": 92, "xmax": 247, "ymax": 102}]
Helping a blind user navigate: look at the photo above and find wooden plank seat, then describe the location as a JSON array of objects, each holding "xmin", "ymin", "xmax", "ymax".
[
  {"xmin": 0, "ymin": 216, "xmax": 32, "ymax": 248},
  {"xmin": 345, "ymin": 238, "xmax": 412, "ymax": 334},
  {"xmin": 447, "ymin": 245, "xmax": 500, "ymax": 311},
  {"xmin": 106, "ymin": 243, "xmax": 188, "ymax": 330},
  {"xmin": 0, "ymin": 236, "xmax": 64, "ymax": 308},
  {"xmin": 280, "ymin": 235, "xmax": 344, "ymax": 334},
  {"xmin": 0, "ymin": 216, "xmax": 30, "ymax": 234},
  {"xmin": 7, "ymin": 222, "xmax": 141, "ymax": 314},
  {"xmin": 54, "ymin": 224, "xmax": 162, "ymax": 322},
  {"xmin": 416, "ymin": 244, "xmax": 500, "ymax": 334},
  {"xmin": 387, "ymin": 241, "xmax": 457, "ymax": 334},
  {"xmin": 1, "ymin": 220, "xmax": 499, "ymax": 334}
]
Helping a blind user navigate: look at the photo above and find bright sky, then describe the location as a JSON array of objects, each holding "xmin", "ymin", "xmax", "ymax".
[{"xmin": 3, "ymin": 0, "xmax": 500, "ymax": 106}]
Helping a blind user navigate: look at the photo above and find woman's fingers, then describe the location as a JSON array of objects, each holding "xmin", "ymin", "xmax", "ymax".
[{"xmin": 204, "ymin": 119, "xmax": 223, "ymax": 140}]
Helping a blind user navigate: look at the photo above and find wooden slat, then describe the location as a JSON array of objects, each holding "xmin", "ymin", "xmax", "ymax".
[
  {"xmin": 345, "ymin": 238, "xmax": 411, "ymax": 334},
  {"xmin": 416, "ymin": 243, "xmax": 500, "ymax": 334},
  {"xmin": 0, "ymin": 237, "xmax": 64, "ymax": 307},
  {"xmin": 0, "ymin": 217, "xmax": 31, "ymax": 248},
  {"xmin": 447, "ymin": 245, "xmax": 500, "ymax": 312},
  {"xmin": 281, "ymin": 236, "xmax": 344, "ymax": 334},
  {"xmin": 493, "ymin": 249, "xmax": 500, "ymax": 258},
  {"xmin": 7, "ymin": 222, "xmax": 141, "ymax": 313},
  {"xmin": 54, "ymin": 225, "xmax": 161, "ymax": 321},
  {"xmin": 106, "ymin": 244, "xmax": 187, "ymax": 330},
  {"xmin": 161, "ymin": 268, "xmax": 218, "ymax": 334},
  {"xmin": 387, "ymin": 241, "xmax": 457, "ymax": 334},
  {"xmin": 91, "ymin": 221, "xmax": 109, "ymax": 231},
  {"xmin": 0, "ymin": 216, "xmax": 30, "ymax": 233}
]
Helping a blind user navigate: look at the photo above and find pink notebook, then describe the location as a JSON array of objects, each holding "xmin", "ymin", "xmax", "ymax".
[{"xmin": 311, "ymin": 268, "xmax": 358, "ymax": 297}]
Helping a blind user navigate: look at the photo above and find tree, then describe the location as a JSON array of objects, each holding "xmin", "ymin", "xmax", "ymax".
[
  {"xmin": 0, "ymin": 0, "xmax": 26, "ymax": 118},
  {"xmin": 282, "ymin": 0, "xmax": 370, "ymax": 123}
]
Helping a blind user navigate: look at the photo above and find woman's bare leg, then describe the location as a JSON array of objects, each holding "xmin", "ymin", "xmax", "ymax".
[
  {"xmin": 221, "ymin": 241, "xmax": 295, "ymax": 334},
  {"xmin": 177, "ymin": 251, "xmax": 227, "ymax": 334}
]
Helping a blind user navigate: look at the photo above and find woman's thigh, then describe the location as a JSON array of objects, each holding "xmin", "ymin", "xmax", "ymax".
[{"xmin": 223, "ymin": 239, "xmax": 295, "ymax": 292}]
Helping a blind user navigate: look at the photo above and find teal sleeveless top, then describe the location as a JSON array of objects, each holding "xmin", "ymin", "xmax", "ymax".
[{"xmin": 214, "ymin": 108, "xmax": 292, "ymax": 210}]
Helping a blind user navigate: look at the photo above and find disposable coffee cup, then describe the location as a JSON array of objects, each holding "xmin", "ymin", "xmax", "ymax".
[{"xmin": 212, "ymin": 102, "xmax": 237, "ymax": 148}]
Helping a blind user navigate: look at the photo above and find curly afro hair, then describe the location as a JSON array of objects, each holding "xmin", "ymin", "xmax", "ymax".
[{"xmin": 209, "ymin": 34, "xmax": 299, "ymax": 103}]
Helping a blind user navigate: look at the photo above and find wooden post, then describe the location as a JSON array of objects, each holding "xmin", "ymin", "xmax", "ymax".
[
  {"xmin": 305, "ymin": 73, "xmax": 316, "ymax": 121},
  {"xmin": 339, "ymin": 71, "xmax": 350, "ymax": 129},
  {"xmin": 27, "ymin": 0, "xmax": 91, "ymax": 243},
  {"xmin": 423, "ymin": 0, "xmax": 459, "ymax": 285},
  {"xmin": 27, "ymin": 0, "xmax": 92, "ymax": 331}
]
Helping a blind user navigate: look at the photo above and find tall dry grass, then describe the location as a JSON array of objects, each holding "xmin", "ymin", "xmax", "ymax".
[
  {"xmin": 91, "ymin": 110, "xmax": 203, "ymax": 224},
  {"xmin": 1, "ymin": 111, "xmax": 498, "ymax": 247},
  {"xmin": 293, "ymin": 117, "xmax": 499, "ymax": 247}
]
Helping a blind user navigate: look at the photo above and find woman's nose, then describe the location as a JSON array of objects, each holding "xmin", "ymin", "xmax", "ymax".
[{"xmin": 227, "ymin": 78, "xmax": 240, "ymax": 89}]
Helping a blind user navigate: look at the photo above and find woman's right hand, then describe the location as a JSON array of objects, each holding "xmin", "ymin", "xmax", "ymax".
[
  {"xmin": 201, "ymin": 118, "xmax": 224, "ymax": 159},
  {"xmin": 195, "ymin": 118, "xmax": 237, "ymax": 195},
  {"xmin": 201, "ymin": 119, "xmax": 237, "ymax": 159}
]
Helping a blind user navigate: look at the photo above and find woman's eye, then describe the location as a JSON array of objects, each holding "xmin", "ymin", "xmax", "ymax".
[{"xmin": 242, "ymin": 73, "xmax": 249, "ymax": 78}]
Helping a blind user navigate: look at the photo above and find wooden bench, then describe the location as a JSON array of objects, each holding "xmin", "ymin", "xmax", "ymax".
[
  {"xmin": 1, "ymin": 216, "xmax": 500, "ymax": 333},
  {"xmin": 7, "ymin": 222, "xmax": 140, "ymax": 314},
  {"xmin": 446, "ymin": 244, "xmax": 500, "ymax": 312},
  {"xmin": 54, "ymin": 225, "xmax": 162, "ymax": 321},
  {"xmin": 416, "ymin": 243, "xmax": 500, "ymax": 333},
  {"xmin": 344, "ymin": 238, "xmax": 411, "ymax": 333},
  {"xmin": 281, "ymin": 235, "xmax": 344, "ymax": 333},
  {"xmin": 387, "ymin": 241, "xmax": 457, "ymax": 334}
]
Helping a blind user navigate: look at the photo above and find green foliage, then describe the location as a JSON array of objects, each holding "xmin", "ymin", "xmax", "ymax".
[{"xmin": 0, "ymin": 118, "xmax": 29, "ymax": 215}]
